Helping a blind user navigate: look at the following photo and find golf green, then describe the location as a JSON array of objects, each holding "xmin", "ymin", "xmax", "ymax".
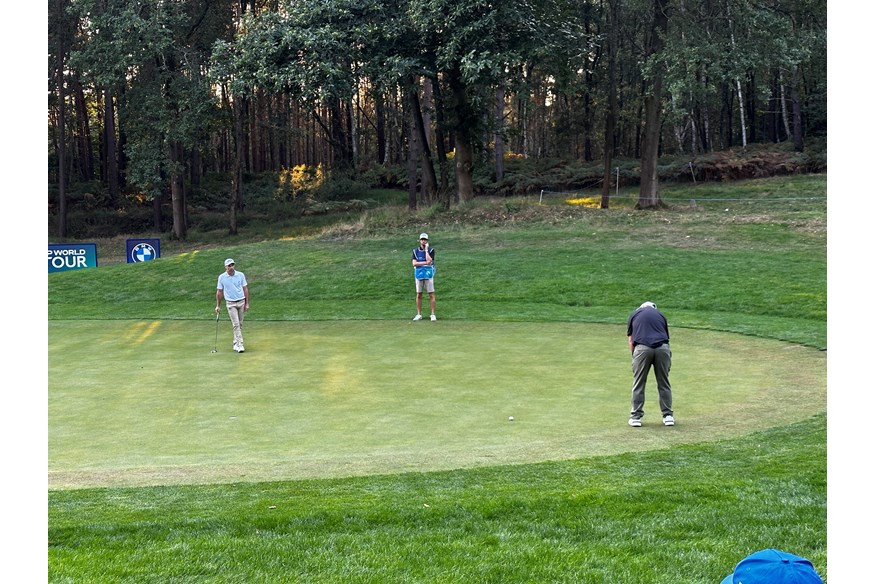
[{"xmin": 48, "ymin": 320, "xmax": 825, "ymax": 489}]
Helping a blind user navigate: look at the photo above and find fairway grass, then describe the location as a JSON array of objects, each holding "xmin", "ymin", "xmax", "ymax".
[{"xmin": 49, "ymin": 320, "xmax": 825, "ymax": 489}]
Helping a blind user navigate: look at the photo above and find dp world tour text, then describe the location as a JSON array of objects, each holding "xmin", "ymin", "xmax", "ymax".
[{"xmin": 48, "ymin": 249, "xmax": 88, "ymax": 269}]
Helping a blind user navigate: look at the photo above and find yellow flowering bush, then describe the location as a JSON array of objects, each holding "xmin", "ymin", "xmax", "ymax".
[
  {"xmin": 565, "ymin": 196, "xmax": 601, "ymax": 208},
  {"xmin": 276, "ymin": 164, "xmax": 325, "ymax": 201}
]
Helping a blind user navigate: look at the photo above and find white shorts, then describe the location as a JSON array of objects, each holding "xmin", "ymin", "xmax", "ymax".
[{"xmin": 416, "ymin": 278, "xmax": 435, "ymax": 293}]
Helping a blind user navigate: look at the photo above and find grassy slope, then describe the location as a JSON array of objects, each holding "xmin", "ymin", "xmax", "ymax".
[
  {"xmin": 49, "ymin": 176, "xmax": 827, "ymax": 347},
  {"xmin": 48, "ymin": 175, "xmax": 828, "ymax": 582}
]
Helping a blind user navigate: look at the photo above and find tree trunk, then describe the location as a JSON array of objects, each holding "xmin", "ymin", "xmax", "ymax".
[
  {"xmin": 421, "ymin": 78, "xmax": 434, "ymax": 152},
  {"xmin": 583, "ymin": 80, "xmax": 593, "ymax": 162},
  {"xmin": 520, "ymin": 73, "xmax": 530, "ymax": 158},
  {"xmin": 374, "ymin": 91, "xmax": 386, "ymax": 164},
  {"xmin": 152, "ymin": 193, "xmax": 163, "ymax": 231},
  {"xmin": 430, "ymin": 77, "xmax": 451, "ymax": 206},
  {"xmin": 104, "ymin": 88, "xmax": 119, "ymax": 203},
  {"xmin": 455, "ymin": 140, "xmax": 475, "ymax": 204},
  {"xmin": 634, "ymin": 79, "xmax": 645, "ymax": 158},
  {"xmin": 778, "ymin": 72, "xmax": 792, "ymax": 142},
  {"xmin": 230, "ymin": 91, "xmax": 246, "ymax": 234},
  {"xmin": 671, "ymin": 95, "xmax": 685, "ymax": 153},
  {"xmin": 117, "ymin": 85, "xmax": 128, "ymax": 189},
  {"xmin": 347, "ymin": 96, "xmax": 358, "ymax": 168},
  {"xmin": 637, "ymin": 0, "xmax": 668, "ymax": 209},
  {"xmin": 447, "ymin": 65, "xmax": 475, "ymax": 203},
  {"xmin": 601, "ymin": 0, "xmax": 618, "ymax": 209},
  {"xmin": 638, "ymin": 80, "xmax": 664, "ymax": 208},
  {"xmin": 689, "ymin": 117, "xmax": 698, "ymax": 156},
  {"xmin": 407, "ymin": 78, "xmax": 437, "ymax": 204},
  {"xmin": 789, "ymin": 66, "xmax": 804, "ymax": 152},
  {"xmin": 698, "ymin": 66, "xmax": 713, "ymax": 152},
  {"xmin": 726, "ymin": 2, "xmax": 747, "ymax": 150},
  {"xmin": 249, "ymin": 91, "xmax": 259, "ymax": 171},
  {"xmin": 494, "ymin": 87, "xmax": 505, "ymax": 183},
  {"xmin": 72, "ymin": 74, "xmax": 94, "ymax": 181},
  {"xmin": 734, "ymin": 77, "xmax": 747, "ymax": 150},
  {"xmin": 56, "ymin": 49, "xmax": 68, "ymax": 238},
  {"xmin": 406, "ymin": 105, "xmax": 419, "ymax": 211},
  {"xmin": 321, "ymin": 98, "xmax": 353, "ymax": 174},
  {"xmin": 170, "ymin": 141, "xmax": 187, "ymax": 240}
]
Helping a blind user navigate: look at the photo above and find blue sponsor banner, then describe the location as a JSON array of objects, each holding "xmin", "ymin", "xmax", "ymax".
[
  {"xmin": 126, "ymin": 238, "xmax": 161, "ymax": 263},
  {"xmin": 48, "ymin": 243, "xmax": 98, "ymax": 273}
]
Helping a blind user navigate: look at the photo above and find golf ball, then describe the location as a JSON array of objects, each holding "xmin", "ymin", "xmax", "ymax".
[{"xmin": 508, "ymin": 416, "xmax": 514, "ymax": 421}]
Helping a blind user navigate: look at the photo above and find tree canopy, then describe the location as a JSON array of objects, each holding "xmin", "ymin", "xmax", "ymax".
[{"xmin": 49, "ymin": 0, "xmax": 827, "ymax": 237}]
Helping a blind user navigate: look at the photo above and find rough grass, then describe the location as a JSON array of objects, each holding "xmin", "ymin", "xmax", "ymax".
[{"xmin": 48, "ymin": 417, "xmax": 826, "ymax": 583}]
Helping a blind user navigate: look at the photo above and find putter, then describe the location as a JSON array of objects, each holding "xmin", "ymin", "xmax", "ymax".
[{"xmin": 211, "ymin": 312, "xmax": 220, "ymax": 353}]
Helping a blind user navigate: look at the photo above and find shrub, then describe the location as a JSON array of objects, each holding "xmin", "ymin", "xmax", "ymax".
[
  {"xmin": 359, "ymin": 163, "xmax": 406, "ymax": 189},
  {"xmin": 313, "ymin": 176, "xmax": 370, "ymax": 201},
  {"xmin": 276, "ymin": 165, "xmax": 325, "ymax": 202}
]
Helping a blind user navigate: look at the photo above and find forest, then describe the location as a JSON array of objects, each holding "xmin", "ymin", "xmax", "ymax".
[{"xmin": 47, "ymin": 0, "xmax": 827, "ymax": 240}]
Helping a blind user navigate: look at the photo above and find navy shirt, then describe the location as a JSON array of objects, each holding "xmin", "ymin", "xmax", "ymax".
[
  {"xmin": 411, "ymin": 246, "xmax": 435, "ymax": 264},
  {"xmin": 627, "ymin": 307, "xmax": 670, "ymax": 348}
]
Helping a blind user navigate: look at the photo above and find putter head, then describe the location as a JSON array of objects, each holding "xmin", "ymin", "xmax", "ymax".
[{"xmin": 211, "ymin": 348, "xmax": 217, "ymax": 353}]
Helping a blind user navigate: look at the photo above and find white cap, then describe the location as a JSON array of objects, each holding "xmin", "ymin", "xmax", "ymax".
[
  {"xmin": 224, "ymin": 258, "xmax": 235, "ymax": 266},
  {"xmin": 419, "ymin": 233, "xmax": 429, "ymax": 240},
  {"xmin": 639, "ymin": 301, "xmax": 656, "ymax": 309}
]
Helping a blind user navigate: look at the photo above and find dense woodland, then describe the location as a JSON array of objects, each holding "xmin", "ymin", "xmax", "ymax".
[{"xmin": 48, "ymin": 0, "xmax": 826, "ymax": 240}]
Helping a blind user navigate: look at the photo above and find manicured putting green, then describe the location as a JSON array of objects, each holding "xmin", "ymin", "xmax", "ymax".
[{"xmin": 49, "ymin": 320, "xmax": 825, "ymax": 489}]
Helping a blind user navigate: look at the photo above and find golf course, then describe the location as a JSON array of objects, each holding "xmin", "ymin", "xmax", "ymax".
[{"xmin": 48, "ymin": 175, "xmax": 828, "ymax": 582}]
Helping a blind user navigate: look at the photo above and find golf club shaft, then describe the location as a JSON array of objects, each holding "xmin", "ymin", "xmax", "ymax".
[{"xmin": 213, "ymin": 312, "xmax": 220, "ymax": 350}]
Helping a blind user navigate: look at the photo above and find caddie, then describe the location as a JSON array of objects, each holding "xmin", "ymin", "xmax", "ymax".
[{"xmin": 411, "ymin": 232, "xmax": 437, "ymax": 321}]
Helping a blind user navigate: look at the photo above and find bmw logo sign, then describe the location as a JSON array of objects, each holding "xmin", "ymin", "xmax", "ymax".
[{"xmin": 131, "ymin": 242, "xmax": 157, "ymax": 262}]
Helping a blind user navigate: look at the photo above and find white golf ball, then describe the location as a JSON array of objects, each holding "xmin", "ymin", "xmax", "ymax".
[{"xmin": 508, "ymin": 416, "xmax": 514, "ymax": 421}]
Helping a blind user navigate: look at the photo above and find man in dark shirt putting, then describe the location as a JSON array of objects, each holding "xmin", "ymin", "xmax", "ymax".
[{"xmin": 626, "ymin": 301, "xmax": 674, "ymax": 427}]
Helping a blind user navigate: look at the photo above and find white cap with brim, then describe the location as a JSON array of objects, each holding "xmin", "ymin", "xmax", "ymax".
[
  {"xmin": 419, "ymin": 233, "xmax": 429, "ymax": 240},
  {"xmin": 639, "ymin": 301, "xmax": 656, "ymax": 309},
  {"xmin": 224, "ymin": 258, "xmax": 235, "ymax": 266}
]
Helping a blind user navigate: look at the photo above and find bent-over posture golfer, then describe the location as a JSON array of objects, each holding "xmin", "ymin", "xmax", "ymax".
[
  {"xmin": 626, "ymin": 301, "xmax": 673, "ymax": 427},
  {"xmin": 216, "ymin": 258, "xmax": 249, "ymax": 353}
]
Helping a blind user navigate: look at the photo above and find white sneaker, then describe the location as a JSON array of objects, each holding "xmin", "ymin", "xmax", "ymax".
[
  {"xmin": 663, "ymin": 415, "xmax": 675, "ymax": 426},
  {"xmin": 412, "ymin": 314, "xmax": 423, "ymax": 321},
  {"xmin": 430, "ymin": 314, "xmax": 437, "ymax": 321},
  {"xmin": 628, "ymin": 418, "xmax": 642, "ymax": 427}
]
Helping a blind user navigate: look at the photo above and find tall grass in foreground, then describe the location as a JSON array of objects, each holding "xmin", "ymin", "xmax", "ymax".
[{"xmin": 48, "ymin": 175, "xmax": 827, "ymax": 582}]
